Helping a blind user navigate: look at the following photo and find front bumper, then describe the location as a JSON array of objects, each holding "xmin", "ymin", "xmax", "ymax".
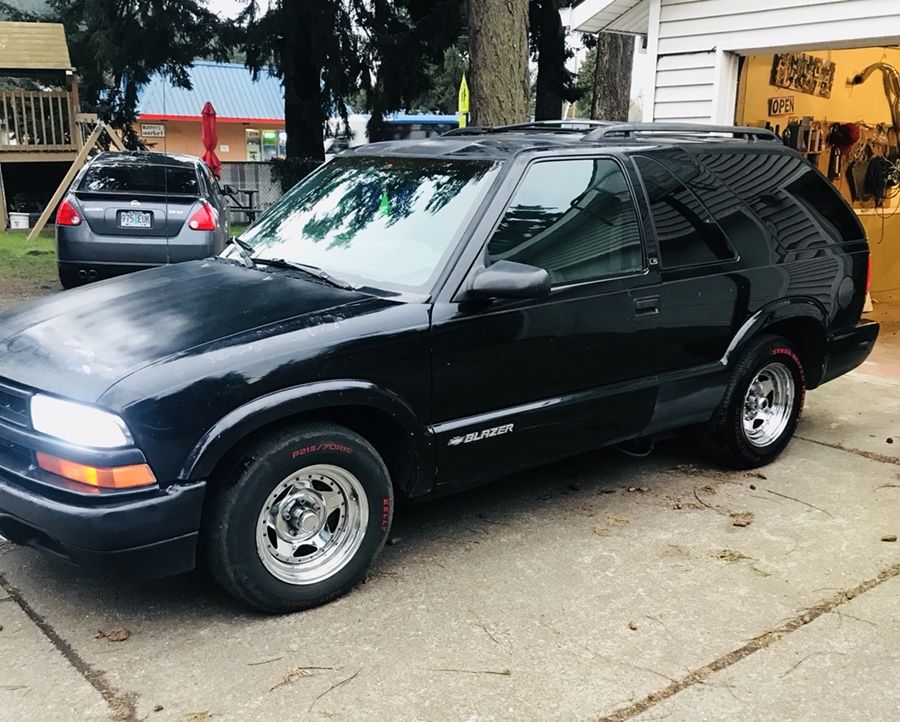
[
  {"xmin": 0, "ymin": 409, "xmax": 206, "ymax": 577},
  {"xmin": 819, "ymin": 320, "xmax": 880, "ymax": 385}
]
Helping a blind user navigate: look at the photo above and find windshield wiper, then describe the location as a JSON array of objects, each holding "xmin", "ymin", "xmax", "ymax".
[
  {"xmin": 253, "ymin": 257, "xmax": 354, "ymax": 290},
  {"xmin": 227, "ymin": 236, "xmax": 256, "ymax": 268}
]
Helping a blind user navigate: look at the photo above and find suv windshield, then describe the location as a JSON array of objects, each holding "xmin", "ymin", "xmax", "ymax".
[
  {"xmin": 79, "ymin": 163, "xmax": 200, "ymax": 195},
  {"xmin": 236, "ymin": 156, "xmax": 501, "ymax": 293}
]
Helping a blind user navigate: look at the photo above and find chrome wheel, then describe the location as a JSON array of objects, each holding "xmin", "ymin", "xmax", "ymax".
[
  {"xmin": 742, "ymin": 362, "xmax": 795, "ymax": 448},
  {"xmin": 256, "ymin": 464, "xmax": 368, "ymax": 585}
]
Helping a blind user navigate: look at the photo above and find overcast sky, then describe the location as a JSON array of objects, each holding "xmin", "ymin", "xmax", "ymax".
[{"xmin": 206, "ymin": 0, "xmax": 245, "ymax": 18}]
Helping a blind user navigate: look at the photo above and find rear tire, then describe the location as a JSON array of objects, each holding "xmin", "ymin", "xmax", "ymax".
[
  {"xmin": 701, "ymin": 334, "xmax": 805, "ymax": 469},
  {"xmin": 205, "ymin": 422, "xmax": 393, "ymax": 613}
]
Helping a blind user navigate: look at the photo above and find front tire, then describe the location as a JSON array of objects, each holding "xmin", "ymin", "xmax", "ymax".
[
  {"xmin": 701, "ymin": 335, "xmax": 805, "ymax": 469},
  {"xmin": 206, "ymin": 423, "xmax": 394, "ymax": 613}
]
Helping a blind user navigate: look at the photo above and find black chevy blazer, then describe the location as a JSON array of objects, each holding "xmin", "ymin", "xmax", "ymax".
[{"xmin": 0, "ymin": 122, "xmax": 879, "ymax": 612}]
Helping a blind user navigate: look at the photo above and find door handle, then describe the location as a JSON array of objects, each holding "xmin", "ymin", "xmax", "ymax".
[{"xmin": 633, "ymin": 296, "xmax": 660, "ymax": 316}]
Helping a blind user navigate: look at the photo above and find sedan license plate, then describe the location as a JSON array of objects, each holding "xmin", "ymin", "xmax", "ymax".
[{"xmin": 119, "ymin": 210, "xmax": 152, "ymax": 228}]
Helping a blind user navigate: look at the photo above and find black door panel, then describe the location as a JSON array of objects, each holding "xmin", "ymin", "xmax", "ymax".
[{"xmin": 432, "ymin": 156, "xmax": 660, "ymax": 486}]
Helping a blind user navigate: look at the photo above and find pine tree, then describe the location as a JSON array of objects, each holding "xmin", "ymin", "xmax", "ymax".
[
  {"xmin": 239, "ymin": 0, "xmax": 360, "ymax": 171},
  {"xmin": 529, "ymin": 0, "xmax": 581, "ymax": 121},
  {"xmin": 468, "ymin": 0, "xmax": 530, "ymax": 126},
  {"xmin": 576, "ymin": 33, "xmax": 634, "ymax": 121},
  {"xmin": 48, "ymin": 0, "xmax": 228, "ymax": 147}
]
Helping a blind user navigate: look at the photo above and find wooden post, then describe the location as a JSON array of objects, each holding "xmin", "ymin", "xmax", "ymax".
[
  {"xmin": 65, "ymin": 72, "xmax": 78, "ymax": 149},
  {"xmin": 0, "ymin": 162, "xmax": 7, "ymax": 232},
  {"xmin": 26, "ymin": 121, "xmax": 104, "ymax": 242}
]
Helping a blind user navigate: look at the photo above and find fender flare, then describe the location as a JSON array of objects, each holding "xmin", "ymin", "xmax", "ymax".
[
  {"xmin": 721, "ymin": 297, "xmax": 828, "ymax": 369},
  {"xmin": 179, "ymin": 379, "xmax": 431, "ymax": 487}
]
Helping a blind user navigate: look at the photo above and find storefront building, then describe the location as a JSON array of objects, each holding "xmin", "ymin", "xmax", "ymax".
[
  {"xmin": 135, "ymin": 61, "xmax": 287, "ymax": 162},
  {"xmin": 569, "ymin": 0, "xmax": 900, "ymax": 301}
]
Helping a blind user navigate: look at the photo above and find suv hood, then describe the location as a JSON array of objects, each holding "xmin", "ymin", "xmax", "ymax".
[{"xmin": 0, "ymin": 259, "xmax": 372, "ymax": 403}]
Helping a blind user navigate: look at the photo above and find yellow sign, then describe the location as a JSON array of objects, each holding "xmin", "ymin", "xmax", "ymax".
[{"xmin": 458, "ymin": 74, "xmax": 470, "ymax": 114}]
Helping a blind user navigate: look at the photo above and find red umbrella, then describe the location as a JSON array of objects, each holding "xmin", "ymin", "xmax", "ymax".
[{"xmin": 201, "ymin": 101, "xmax": 222, "ymax": 179}]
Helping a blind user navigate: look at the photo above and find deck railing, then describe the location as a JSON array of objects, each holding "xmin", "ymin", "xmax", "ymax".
[{"xmin": 0, "ymin": 89, "xmax": 80, "ymax": 152}]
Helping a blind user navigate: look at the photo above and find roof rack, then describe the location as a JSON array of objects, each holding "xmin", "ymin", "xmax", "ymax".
[
  {"xmin": 444, "ymin": 119, "xmax": 612, "ymax": 136},
  {"xmin": 583, "ymin": 122, "xmax": 778, "ymax": 142}
]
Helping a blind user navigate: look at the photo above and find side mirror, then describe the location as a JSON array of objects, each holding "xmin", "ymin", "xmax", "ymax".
[
  {"xmin": 465, "ymin": 260, "xmax": 551, "ymax": 301},
  {"xmin": 221, "ymin": 184, "xmax": 239, "ymax": 196}
]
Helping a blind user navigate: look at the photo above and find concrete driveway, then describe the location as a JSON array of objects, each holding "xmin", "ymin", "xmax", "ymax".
[{"xmin": 1, "ymin": 368, "xmax": 898, "ymax": 722}]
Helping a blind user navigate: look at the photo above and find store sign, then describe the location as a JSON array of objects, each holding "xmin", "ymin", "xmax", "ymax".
[
  {"xmin": 767, "ymin": 96, "xmax": 795, "ymax": 116},
  {"xmin": 771, "ymin": 52, "xmax": 835, "ymax": 99},
  {"xmin": 140, "ymin": 123, "xmax": 166, "ymax": 138}
]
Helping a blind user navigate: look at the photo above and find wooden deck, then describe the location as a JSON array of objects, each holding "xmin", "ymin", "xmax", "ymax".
[{"xmin": 0, "ymin": 89, "xmax": 94, "ymax": 162}]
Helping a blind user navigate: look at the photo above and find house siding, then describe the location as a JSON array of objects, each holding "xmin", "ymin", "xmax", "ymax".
[{"xmin": 648, "ymin": 0, "xmax": 900, "ymax": 123}]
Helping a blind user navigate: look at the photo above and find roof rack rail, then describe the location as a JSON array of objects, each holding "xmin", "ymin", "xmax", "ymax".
[
  {"xmin": 583, "ymin": 122, "xmax": 777, "ymax": 142},
  {"xmin": 443, "ymin": 119, "xmax": 612, "ymax": 137}
]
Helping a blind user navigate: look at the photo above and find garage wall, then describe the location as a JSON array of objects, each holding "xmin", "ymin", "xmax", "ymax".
[
  {"xmin": 859, "ymin": 213, "xmax": 900, "ymax": 301},
  {"xmin": 648, "ymin": 0, "xmax": 900, "ymax": 123}
]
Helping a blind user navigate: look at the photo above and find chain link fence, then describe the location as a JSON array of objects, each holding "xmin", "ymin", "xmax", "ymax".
[{"xmin": 220, "ymin": 161, "xmax": 285, "ymax": 226}]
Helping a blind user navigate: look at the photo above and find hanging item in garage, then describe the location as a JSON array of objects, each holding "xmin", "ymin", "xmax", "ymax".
[
  {"xmin": 849, "ymin": 63, "xmax": 900, "ymax": 150},
  {"xmin": 771, "ymin": 52, "xmax": 835, "ymax": 98}
]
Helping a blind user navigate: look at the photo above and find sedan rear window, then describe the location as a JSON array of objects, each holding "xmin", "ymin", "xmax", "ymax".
[{"xmin": 79, "ymin": 163, "xmax": 200, "ymax": 195}]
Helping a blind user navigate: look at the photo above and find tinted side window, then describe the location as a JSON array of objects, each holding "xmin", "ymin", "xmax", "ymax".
[
  {"xmin": 634, "ymin": 156, "xmax": 736, "ymax": 268},
  {"xmin": 786, "ymin": 169, "xmax": 864, "ymax": 242},
  {"xmin": 697, "ymin": 150, "xmax": 863, "ymax": 254},
  {"xmin": 488, "ymin": 159, "xmax": 643, "ymax": 285}
]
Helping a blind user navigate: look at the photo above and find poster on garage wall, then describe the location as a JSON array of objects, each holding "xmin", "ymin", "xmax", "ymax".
[{"xmin": 770, "ymin": 52, "xmax": 836, "ymax": 99}]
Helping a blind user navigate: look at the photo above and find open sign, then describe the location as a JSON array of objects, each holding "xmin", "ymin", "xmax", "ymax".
[{"xmin": 768, "ymin": 97, "xmax": 794, "ymax": 116}]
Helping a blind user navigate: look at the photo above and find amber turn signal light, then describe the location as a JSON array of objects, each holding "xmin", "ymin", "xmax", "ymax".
[{"xmin": 36, "ymin": 452, "xmax": 157, "ymax": 489}]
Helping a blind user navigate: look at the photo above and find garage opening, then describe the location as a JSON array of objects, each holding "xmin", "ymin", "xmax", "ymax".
[{"xmin": 734, "ymin": 45, "xmax": 900, "ymax": 375}]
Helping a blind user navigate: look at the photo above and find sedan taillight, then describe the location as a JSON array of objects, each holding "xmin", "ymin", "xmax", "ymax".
[
  {"xmin": 56, "ymin": 197, "xmax": 82, "ymax": 226},
  {"xmin": 188, "ymin": 202, "xmax": 217, "ymax": 231}
]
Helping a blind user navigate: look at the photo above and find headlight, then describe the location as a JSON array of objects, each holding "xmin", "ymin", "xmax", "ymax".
[{"xmin": 30, "ymin": 395, "xmax": 133, "ymax": 449}]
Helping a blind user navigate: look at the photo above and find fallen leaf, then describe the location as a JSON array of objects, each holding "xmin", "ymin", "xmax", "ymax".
[
  {"xmin": 152, "ymin": 704, "xmax": 164, "ymax": 712},
  {"xmin": 745, "ymin": 471, "xmax": 767, "ymax": 480},
  {"xmin": 628, "ymin": 620, "xmax": 638, "ymax": 631},
  {"xmin": 715, "ymin": 549, "xmax": 750, "ymax": 563},
  {"xmin": 730, "ymin": 512, "xmax": 753, "ymax": 528},
  {"xmin": 881, "ymin": 534, "xmax": 898, "ymax": 542},
  {"xmin": 96, "ymin": 628, "xmax": 130, "ymax": 643}
]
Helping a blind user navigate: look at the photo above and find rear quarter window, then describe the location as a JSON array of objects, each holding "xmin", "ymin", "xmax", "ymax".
[
  {"xmin": 696, "ymin": 150, "xmax": 864, "ymax": 252},
  {"xmin": 633, "ymin": 155, "xmax": 737, "ymax": 269},
  {"xmin": 79, "ymin": 164, "xmax": 200, "ymax": 195}
]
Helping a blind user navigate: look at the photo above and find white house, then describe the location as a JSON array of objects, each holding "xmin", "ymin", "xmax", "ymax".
[{"xmin": 569, "ymin": 0, "xmax": 900, "ymax": 124}]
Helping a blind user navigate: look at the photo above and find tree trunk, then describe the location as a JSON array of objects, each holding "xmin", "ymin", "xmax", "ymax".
[
  {"xmin": 468, "ymin": 0, "xmax": 530, "ymax": 126},
  {"xmin": 283, "ymin": 0, "xmax": 325, "ymax": 161},
  {"xmin": 533, "ymin": 0, "xmax": 567, "ymax": 121},
  {"xmin": 588, "ymin": 32, "xmax": 633, "ymax": 121}
]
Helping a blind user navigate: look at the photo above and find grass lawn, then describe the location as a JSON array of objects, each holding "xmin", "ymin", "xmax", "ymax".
[{"xmin": 0, "ymin": 230, "xmax": 59, "ymax": 313}]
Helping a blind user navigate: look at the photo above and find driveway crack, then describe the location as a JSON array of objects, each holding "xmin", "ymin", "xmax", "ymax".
[
  {"xmin": 594, "ymin": 563, "xmax": 900, "ymax": 722},
  {"xmin": 795, "ymin": 436, "xmax": 900, "ymax": 466},
  {"xmin": 0, "ymin": 572, "xmax": 137, "ymax": 722}
]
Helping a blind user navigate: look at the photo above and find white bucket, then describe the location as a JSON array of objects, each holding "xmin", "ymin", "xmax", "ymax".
[{"xmin": 9, "ymin": 212, "xmax": 29, "ymax": 230}]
